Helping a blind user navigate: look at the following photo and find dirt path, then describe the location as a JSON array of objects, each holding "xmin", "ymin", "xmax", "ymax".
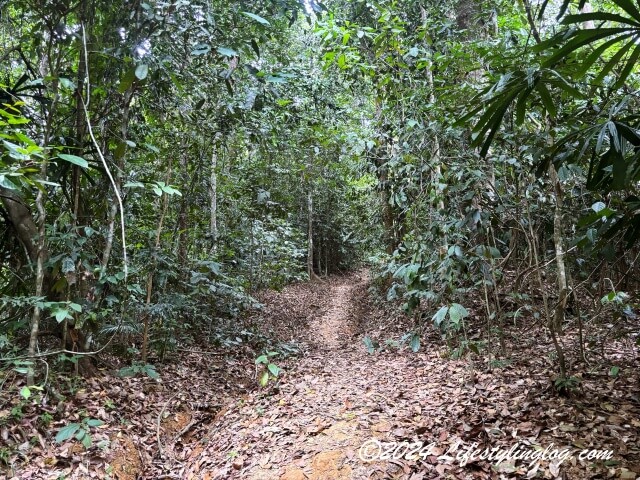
[
  {"xmin": 6, "ymin": 273, "xmax": 638, "ymax": 479},
  {"xmin": 310, "ymin": 281, "xmax": 355, "ymax": 351},
  {"xmin": 176, "ymin": 273, "xmax": 638, "ymax": 480},
  {"xmin": 181, "ymin": 273, "xmax": 473, "ymax": 479}
]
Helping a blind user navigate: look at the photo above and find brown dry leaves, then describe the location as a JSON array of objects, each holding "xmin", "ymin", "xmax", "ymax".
[
  {"xmin": 1, "ymin": 350, "xmax": 253, "ymax": 479},
  {"xmin": 3, "ymin": 271, "xmax": 639, "ymax": 479},
  {"xmin": 181, "ymin": 272, "xmax": 640, "ymax": 480}
]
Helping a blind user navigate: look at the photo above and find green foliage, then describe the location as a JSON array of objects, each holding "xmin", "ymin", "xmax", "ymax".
[
  {"xmin": 432, "ymin": 303, "xmax": 470, "ymax": 332},
  {"xmin": 0, "ymin": 103, "xmax": 44, "ymax": 190},
  {"xmin": 39, "ymin": 411, "xmax": 54, "ymax": 428},
  {"xmin": 1, "ymin": 296, "xmax": 82, "ymax": 324},
  {"xmin": 554, "ymin": 375, "xmax": 581, "ymax": 395},
  {"xmin": 19, "ymin": 384, "xmax": 43, "ymax": 400},
  {"xmin": 1, "ymin": 0, "xmax": 638, "ymax": 412},
  {"xmin": 599, "ymin": 288, "xmax": 637, "ymax": 328},
  {"xmin": 0, "ymin": 447, "xmax": 10, "ymax": 466},
  {"xmin": 460, "ymin": 0, "xmax": 640, "ymax": 248},
  {"xmin": 118, "ymin": 363, "xmax": 159, "ymax": 380},
  {"xmin": 409, "ymin": 333, "xmax": 420, "ymax": 353},
  {"xmin": 1, "ymin": 0, "xmax": 355, "ymax": 374},
  {"xmin": 449, "ymin": 340, "xmax": 483, "ymax": 360},
  {"xmin": 255, "ymin": 351, "xmax": 281, "ymax": 387},
  {"xmin": 55, "ymin": 417, "xmax": 105, "ymax": 449}
]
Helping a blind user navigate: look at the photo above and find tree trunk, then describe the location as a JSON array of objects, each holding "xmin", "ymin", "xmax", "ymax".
[
  {"xmin": 455, "ymin": 0, "xmax": 479, "ymax": 33},
  {"xmin": 307, "ymin": 190, "xmax": 314, "ymax": 280},
  {"xmin": 581, "ymin": 2, "xmax": 595, "ymax": 29},
  {"xmin": 0, "ymin": 187, "xmax": 41, "ymax": 264},
  {"xmin": 177, "ymin": 149, "xmax": 189, "ymax": 265},
  {"xmin": 27, "ymin": 45, "xmax": 63, "ymax": 383},
  {"xmin": 209, "ymin": 145, "xmax": 218, "ymax": 252},
  {"xmin": 424, "ymin": 58, "xmax": 444, "ymax": 213},
  {"xmin": 72, "ymin": 0, "xmax": 89, "ymax": 227},
  {"xmin": 421, "ymin": 6, "xmax": 445, "ymax": 220},
  {"xmin": 101, "ymin": 90, "xmax": 132, "ymax": 275},
  {"xmin": 27, "ymin": 181, "xmax": 47, "ymax": 386},
  {"xmin": 525, "ymin": 193, "xmax": 567, "ymax": 380},
  {"xmin": 380, "ymin": 185, "xmax": 395, "ymax": 255},
  {"xmin": 141, "ymin": 164, "xmax": 172, "ymax": 363},
  {"xmin": 521, "ymin": 0, "xmax": 569, "ymax": 379},
  {"xmin": 549, "ymin": 163, "xmax": 568, "ymax": 333},
  {"xmin": 306, "ymin": 189, "xmax": 323, "ymax": 282}
]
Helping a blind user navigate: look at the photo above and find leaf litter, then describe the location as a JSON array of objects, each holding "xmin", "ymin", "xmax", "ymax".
[{"xmin": 1, "ymin": 270, "xmax": 639, "ymax": 479}]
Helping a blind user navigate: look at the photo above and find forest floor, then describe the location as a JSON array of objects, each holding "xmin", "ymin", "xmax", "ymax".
[{"xmin": 2, "ymin": 271, "xmax": 640, "ymax": 479}]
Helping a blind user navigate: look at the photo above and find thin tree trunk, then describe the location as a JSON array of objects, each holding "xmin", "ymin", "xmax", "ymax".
[
  {"xmin": 522, "ymin": 0, "xmax": 569, "ymax": 378},
  {"xmin": 420, "ymin": 6, "xmax": 445, "ymax": 270},
  {"xmin": 525, "ymin": 192, "xmax": 567, "ymax": 379},
  {"xmin": 72, "ymin": 0, "xmax": 88, "ymax": 227},
  {"xmin": 102, "ymin": 203, "xmax": 118, "ymax": 273},
  {"xmin": 581, "ymin": 2, "xmax": 595, "ymax": 29},
  {"xmin": 27, "ymin": 171, "xmax": 47, "ymax": 386},
  {"xmin": 177, "ymin": 149, "xmax": 189, "ymax": 265},
  {"xmin": 380, "ymin": 183, "xmax": 395, "ymax": 254},
  {"xmin": 307, "ymin": 190, "xmax": 314, "ymax": 280},
  {"xmin": 209, "ymin": 146, "xmax": 218, "ymax": 252},
  {"xmin": 424, "ymin": 58, "xmax": 443, "ymax": 212},
  {"xmin": 317, "ymin": 234, "xmax": 322, "ymax": 276},
  {"xmin": 325, "ymin": 242, "xmax": 329, "ymax": 276},
  {"xmin": 141, "ymin": 164, "xmax": 172, "ymax": 363},
  {"xmin": 101, "ymin": 90, "xmax": 132, "ymax": 274},
  {"xmin": 249, "ymin": 221, "xmax": 254, "ymax": 291},
  {"xmin": 27, "ymin": 45, "xmax": 63, "ymax": 383},
  {"xmin": 549, "ymin": 163, "xmax": 568, "ymax": 333}
]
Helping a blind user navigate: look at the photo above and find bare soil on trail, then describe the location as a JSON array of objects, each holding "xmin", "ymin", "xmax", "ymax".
[
  {"xmin": 177, "ymin": 272, "xmax": 640, "ymax": 480},
  {"xmin": 3, "ymin": 271, "xmax": 639, "ymax": 479},
  {"xmin": 311, "ymin": 281, "xmax": 356, "ymax": 351}
]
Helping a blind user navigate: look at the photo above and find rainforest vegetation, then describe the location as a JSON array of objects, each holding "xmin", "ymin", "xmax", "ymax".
[{"xmin": 1, "ymin": 0, "xmax": 639, "ymax": 478}]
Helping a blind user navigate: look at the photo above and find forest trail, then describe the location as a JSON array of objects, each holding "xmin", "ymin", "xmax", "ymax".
[
  {"xmin": 172, "ymin": 272, "xmax": 638, "ymax": 480},
  {"xmin": 9, "ymin": 272, "xmax": 638, "ymax": 479},
  {"xmin": 179, "ymin": 271, "xmax": 456, "ymax": 480},
  {"xmin": 309, "ymin": 279, "xmax": 360, "ymax": 351},
  {"xmin": 6, "ymin": 2, "xmax": 640, "ymax": 479},
  {"xmin": 182, "ymin": 272, "xmax": 398, "ymax": 479},
  {"xmin": 174, "ymin": 273, "xmax": 555, "ymax": 480}
]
